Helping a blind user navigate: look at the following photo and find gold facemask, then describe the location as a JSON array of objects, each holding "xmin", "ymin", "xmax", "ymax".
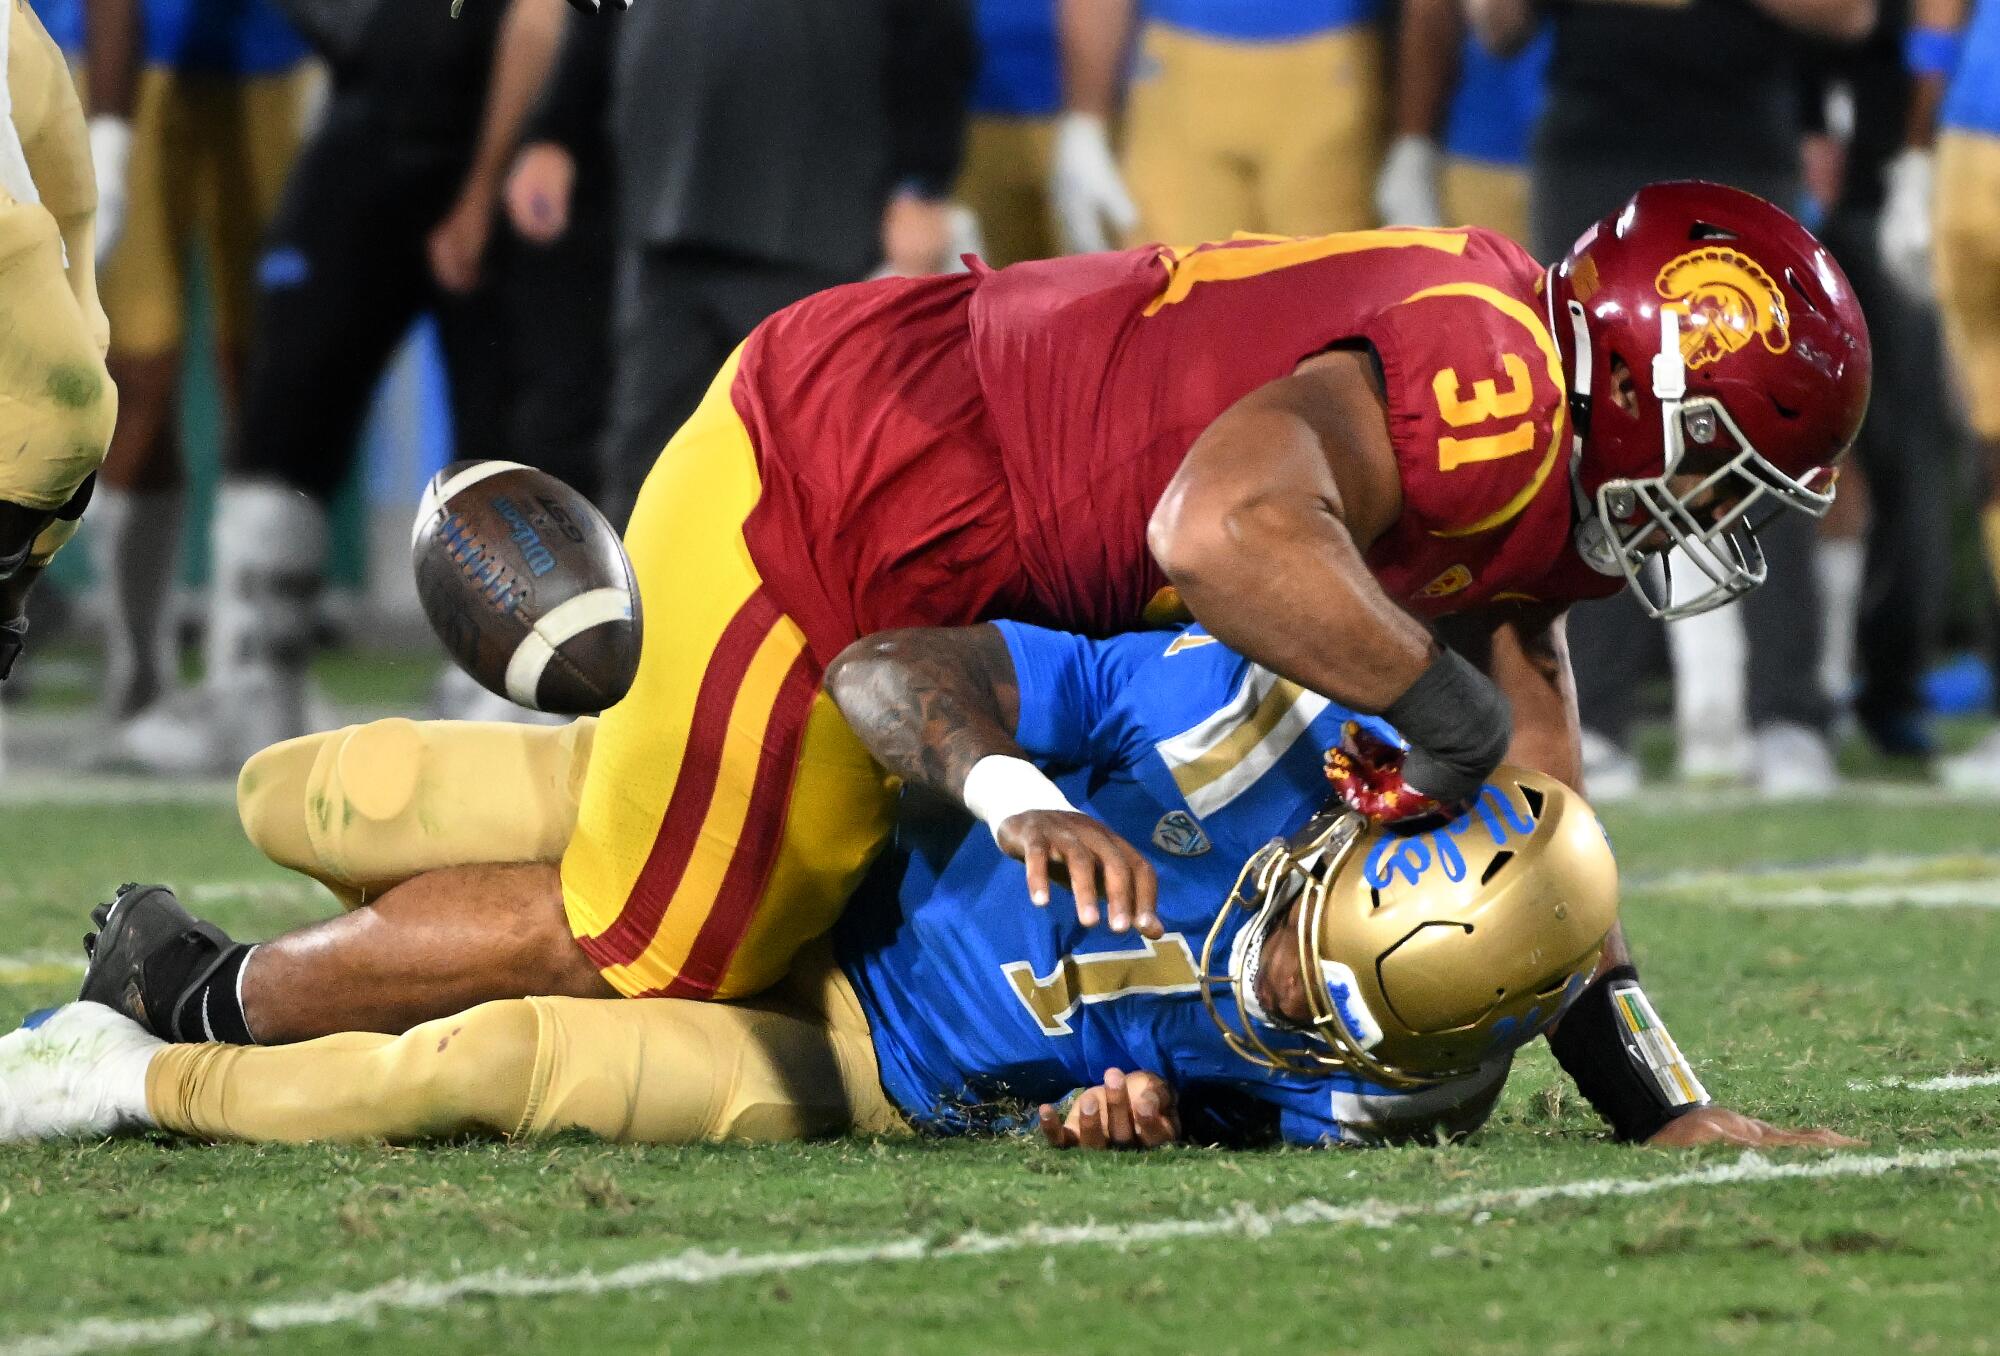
[{"xmin": 1201, "ymin": 766, "xmax": 1619, "ymax": 1087}]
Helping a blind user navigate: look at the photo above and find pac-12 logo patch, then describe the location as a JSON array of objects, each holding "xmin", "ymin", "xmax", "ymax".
[{"xmin": 1152, "ymin": 810, "xmax": 1211, "ymax": 857}]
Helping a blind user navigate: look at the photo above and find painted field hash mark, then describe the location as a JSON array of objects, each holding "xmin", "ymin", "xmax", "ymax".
[
  {"xmin": 1632, "ymin": 853, "xmax": 2000, "ymax": 909},
  {"xmin": 1850, "ymin": 1071, "xmax": 2000, "ymax": 1093},
  {"xmin": 4, "ymin": 1148, "xmax": 1997, "ymax": 1356}
]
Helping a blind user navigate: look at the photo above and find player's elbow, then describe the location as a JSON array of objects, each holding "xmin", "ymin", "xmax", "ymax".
[
  {"xmin": 825, "ymin": 634, "xmax": 904, "ymax": 720},
  {"xmin": 1148, "ymin": 479, "xmax": 1246, "ymax": 592}
]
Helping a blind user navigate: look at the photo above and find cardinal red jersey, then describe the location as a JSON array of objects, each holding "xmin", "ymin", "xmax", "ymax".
[{"xmin": 732, "ymin": 228, "xmax": 1617, "ymax": 669}]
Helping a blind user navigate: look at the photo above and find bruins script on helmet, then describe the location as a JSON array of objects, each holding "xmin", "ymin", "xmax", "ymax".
[{"xmin": 411, "ymin": 461, "xmax": 643, "ymax": 714}]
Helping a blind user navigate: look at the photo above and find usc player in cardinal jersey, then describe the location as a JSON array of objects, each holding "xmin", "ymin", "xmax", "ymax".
[{"xmin": 77, "ymin": 183, "xmax": 1868, "ymax": 1143}]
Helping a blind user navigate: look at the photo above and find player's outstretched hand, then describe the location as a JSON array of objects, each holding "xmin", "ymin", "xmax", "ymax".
[
  {"xmin": 996, "ymin": 810, "xmax": 1161, "ymax": 937},
  {"xmin": 1646, "ymin": 1105, "xmax": 1863, "ymax": 1150},
  {"xmin": 1324, "ymin": 722, "xmax": 1468, "ymax": 829},
  {"xmin": 1039, "ymin": 1068, "xmax": 1181, "ymax": 1150}
]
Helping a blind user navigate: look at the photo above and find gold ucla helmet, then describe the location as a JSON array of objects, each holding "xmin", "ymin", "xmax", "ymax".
[{"xmin": 1201, "ymin": 766, "xmax": 1618, "ymax": 1087}]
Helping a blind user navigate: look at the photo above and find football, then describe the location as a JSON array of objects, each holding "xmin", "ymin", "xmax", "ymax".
[{"xmin": 411, "ymin": 460, "xmax": 642, "ymax": 713}]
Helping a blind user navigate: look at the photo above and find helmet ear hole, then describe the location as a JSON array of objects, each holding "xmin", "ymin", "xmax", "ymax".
[
  {"xmin": 1688, "ymin": 220, "xmax": 1738, "ymax": 242},
  {"xmin": 1784, "ymin": 267, "xmax": 1825, "ymax": 317},
  {"xmin": 1607, "ymin": 356, "xmax": 1641, "ymax": 416},
  {"xmin": 1517, "ymin": 783, "xmax": 1546, "ymax": 818},
  {"xmin": 1478, "ymin": 850, "xmax": 1515, "ymax": 886}
]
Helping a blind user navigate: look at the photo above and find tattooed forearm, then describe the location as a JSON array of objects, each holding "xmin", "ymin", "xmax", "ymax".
[{"xmin": 824, "ymin": 625, "xmax": 1025, "ymax": 799}]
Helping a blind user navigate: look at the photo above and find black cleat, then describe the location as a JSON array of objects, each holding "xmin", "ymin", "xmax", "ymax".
[{"xmin": 79, "ymin": 884, "xmax": 240, "ymax": 1040}]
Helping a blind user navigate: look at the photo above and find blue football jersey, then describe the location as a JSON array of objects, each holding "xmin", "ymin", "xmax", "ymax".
[
  {"xmin": 834, "ymin": 622, "xmax": 1511, "ymax": 1146},
  {"xmin": 1944, "ymin": 0, "xmax": 2000, "ymax": 138}
]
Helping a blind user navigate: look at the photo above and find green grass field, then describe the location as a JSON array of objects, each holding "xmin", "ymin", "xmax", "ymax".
[{"xmin": 2, "ymin": 783, "xmax": 1999, "ymax": 1356}]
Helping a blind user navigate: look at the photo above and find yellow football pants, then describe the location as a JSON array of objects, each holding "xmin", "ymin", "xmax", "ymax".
[
  {"xmin": 96, "ymin": 65, "xmax": 310, "ymax": 356},
  {"xmin": 560, "ymin": 349, "xmax": 900, "ymax": 1000},
  {"xmin": 0, "ymin": 0, "xmax": 114, "ymax": 545},
  {"xmin": 1936, "ymin": 131, "xmax": 2000, "ymax": 443},
  {"xmin": 146, "ymin": 942, "xmax": 908, "ymax": 1144},
  {"xmin": 1122, "ymin": 21, "xmax": 1385, "ymax": 243},
  {"xmin": 957, "ymin": 115, "xmax": 1059, "ymax": 267},
  {"xmin": 1441, "ymin": 158, "xmax": 1529, "ymax": 248}
]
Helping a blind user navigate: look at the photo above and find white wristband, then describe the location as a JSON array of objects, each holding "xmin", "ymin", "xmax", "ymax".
[{"xmin": 961, "ymin": 755, "xmax": 1077, "ymax": 843}]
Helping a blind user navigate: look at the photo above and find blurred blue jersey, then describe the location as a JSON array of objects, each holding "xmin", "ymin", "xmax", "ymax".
[
  {"xmin": 1145, "ymin": 0, "xmax": 1380, "ymax": 41},
  {"xmin": 1944, "ymin": 0, "xmax": 2000, "ymax": 137},
  {"xmin": 37, "ymin": 0, "xmax": 307, "ymax": 76},
  {"xmin": 1441, "ymin": 28, "xmax": 1550, "ymax": 168},
  {"xmin": 834, "ymin": 622, "xmax": 1509, "ymax": 1146},
  {"xmin": 972, "ymin": 0, "xmax": 1060, "ymax": 117}
]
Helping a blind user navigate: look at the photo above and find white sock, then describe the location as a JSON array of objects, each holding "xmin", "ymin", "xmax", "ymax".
[
  {"xmin": 1666, "ymin": 556, "xmax": 1749, "ymax": 779},
  {"xmin": 88, "ymin": 486, "xmax": 185, "ymax": 716},
  {"xmin": 1816, "ymin": 536, "xmax": 1864, "ymax": 710},
  {"xmin": 203, "ymin": 479, "xmax": 328, "ymax": 691}
]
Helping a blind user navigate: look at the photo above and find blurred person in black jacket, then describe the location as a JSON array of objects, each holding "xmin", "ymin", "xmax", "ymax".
[
  {"xmin": 1802, "ymin": 0, "xmax": 1956, "ymax": 762},
  {"xmin": 112, "ymin": 0, "xmax": 594, "ymax": 771},
  {"xmin": 513, "ymin": 0, "xmax": 977, "ymax": 527}
]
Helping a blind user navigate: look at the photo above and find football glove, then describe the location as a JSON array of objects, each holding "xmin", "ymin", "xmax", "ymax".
[
  {"xmin": 1322, "ymin": 722, "xmax": 1469, "ymax": 829},
  {"xmin": 1050, "ymin": 113, "xmax": 1137, "ymax": 254}
]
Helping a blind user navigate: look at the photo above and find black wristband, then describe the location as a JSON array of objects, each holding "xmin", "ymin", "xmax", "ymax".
[
  {"xmin": 1383, "ymin": 647, "xmax": 1512, "ymax": 805},
  {"xmin": 1544, "ymin": 965, "xmax": 1710, "ymax": 1142}
]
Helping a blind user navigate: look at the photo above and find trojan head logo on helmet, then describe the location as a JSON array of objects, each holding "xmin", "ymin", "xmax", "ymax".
[
  {"xmin": 1200, "ymin": 767, "xmax": 1618, "ymax": 1087},
  {"xmin": 1547, "ymin": 182, "xmax": 1871, "ymax": 619}
]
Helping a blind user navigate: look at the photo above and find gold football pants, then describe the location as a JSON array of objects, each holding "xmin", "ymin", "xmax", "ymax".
[
  {"xmin": 1121, "ymin": 21, "xmax": 1385, "ymax": 242},
  {"xmin": 146, "ymin": 942, "xmax": 907, "ymax": 1144}
]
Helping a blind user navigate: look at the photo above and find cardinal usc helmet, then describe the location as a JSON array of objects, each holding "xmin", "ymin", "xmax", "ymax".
[
  {"xmin": 1201, "ymin": 767, "xmax": 1618, "ymax": 1088},
  {"xmin": 1548, "ymin": 182, "xmax": 1871, "ymax": 618}
]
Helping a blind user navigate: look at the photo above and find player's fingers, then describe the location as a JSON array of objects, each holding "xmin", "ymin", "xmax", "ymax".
[
  {"xmin": 1024, "ymin": 841, "xmax": 1052, "ymax": 907},
  {"xmin": 1074, "ymin": 1092, "xmax": 1109, "ymax": 1150},
  {"xmin": 1038, "ymin": 1103, "xmax": 1073, "ymax": 1149},
  {"xmin": 1130, "ymin": 1081, "xmax": 1176, "ymax": 1148},
  {"xmin": 1058, "ymin": 841, "xmax": 1102, "ymax": 929},
  {"xmin": 1096, "ymin": 845, "xmax": 1134, "ymax": 934},
  {"xmin": 1101, "ymin": 1068, "xmax": 1135, "ymax": 1144},
  {"xmin": 1129, "ymin": 852, "xmax": 1162, "ymax": 938}
]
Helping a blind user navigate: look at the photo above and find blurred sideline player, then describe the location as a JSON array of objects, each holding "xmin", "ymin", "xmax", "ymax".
[
  {"xmin": 112, "ymin": 0, "xmax": 573, "ymax": 772},
  {"xmin": 22, "ymin": 620, "xmax": 1851, "ymax": 1153},
  {"xmin": 0, "ymin": 0, "xmax": 120, "ymax": 699},
  {"xmin": 1882, "ymin": 0, "xmax": 2000, "ymax": 788},
  {"xmin": 44, "ymin": 0, "xmax": 311, "ymax": 720},
  {"xmin": 1051, "ymin": 0, "xmax": 1388, "ymax": 252},
  {"xmin": 955, "ymin": 0, "xmax": 1062, "ymax": 267},
  {"xmin": 1374, "ymin": 0, "xmax": 1549, "ymax": 246}
]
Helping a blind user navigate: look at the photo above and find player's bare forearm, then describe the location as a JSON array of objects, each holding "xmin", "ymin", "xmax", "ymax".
[
  {"xmin": 461, "ymin": 0, "xmax": 568, "ymax": 205},
  {"xmin": 1393, "ymin": 0, "xmax": 1463, "ymax": 137},
  {"xmin": 825, "ymin": 625, "xmax": 1024, "ymax": 799},
  {"xmin": 1058, "ymin": 0, "xmax": 1137, "ymax": 117},
  {"xmin": 1150, "ymin": 354, "xmax": 1434, "ymax": 712},
  {"xmin": 1436, "ymin": 603, "xmax": 1581, "ymax": 787},
  {"xmin": 83, "ymin": 0, "xmax": 141, "ymax": 119}
]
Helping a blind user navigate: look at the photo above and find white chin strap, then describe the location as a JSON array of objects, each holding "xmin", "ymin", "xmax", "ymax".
[{"xmin": 1550, "ymin": 269, "xmax": 1835, "ymax": 621}]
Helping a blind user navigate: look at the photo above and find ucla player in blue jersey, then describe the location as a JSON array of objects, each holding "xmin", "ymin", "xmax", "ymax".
[
  {"xmin": 41, "ymin": 0, "xmax": 310, "ymax": 721},
  {"xmin": 957, "ymin": 0, "xmax": 1063, "ymax": 266},
  {"xmin": 1375, "ymin": 0, "xmax": 1548, "ymax": 246},
  {"xmin": 5, "ymin": 623, "xmax": 1855, "ymax": 1152},
  {"xmin": 1884, "ymin": 0, "xmax": 2000, "ymax": 790},
  {"xmin": 1051, "ymin": 0, "xmax": 1387, "ymax": 252}
]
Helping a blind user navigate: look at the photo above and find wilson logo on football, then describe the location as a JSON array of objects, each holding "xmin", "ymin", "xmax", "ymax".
[{"xmin": 1653, "ymin": 247, "xmax": 1792, "ymax": 370}]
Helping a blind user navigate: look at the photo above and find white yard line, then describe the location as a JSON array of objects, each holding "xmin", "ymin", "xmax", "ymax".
[
  {"xmin": 1630, "ymin": 852, "xmax": 2000, "ymax": 909},
  {"xmin": 0, "ymin": 775, "xmax": 236, "ymax": 808},
  {"xmin": 1850, "ymin": 1071, "xmax": 2000, "ymax": 1093},
  {"xmin": 2, "ymin": 1147, "xmax": 1995, "ymax": 1356},
  {"xmin": 1629, "ymin": 852, "xmax": 2000, "ymax": 891},
  {"xmin": 0, "ymin": 952, "xmax": 83, "ymax": 983},
  {"xmin": 1611, "ymin": 783, "xmax": 2000, "ymax": 814}
]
